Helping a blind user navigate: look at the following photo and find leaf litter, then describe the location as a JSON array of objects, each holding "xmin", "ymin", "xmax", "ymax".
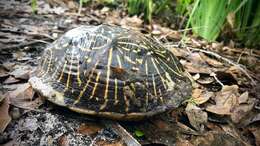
[{"xmin": 0, "ymin": 0, "xmax": 259, "ymax": 146}]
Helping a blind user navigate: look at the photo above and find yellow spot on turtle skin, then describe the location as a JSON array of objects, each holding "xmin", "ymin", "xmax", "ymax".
[
  {"xmin": 58, "ymin": 60, "xmax": 67, "ymax": 82},
  {"xmin": 100, "ymin": 48, "xmax": 113, "ymax": 110},
  {"xmin": 89, "ymin": 72, "xmax": 101, "ymax": 99},
  {"xmin": 114, "ymin": 78, "xmax": 119, "ymax": 105},
  {"xmin": 151, "ymin": 58, "xmax": 166, "ymax": 89}
]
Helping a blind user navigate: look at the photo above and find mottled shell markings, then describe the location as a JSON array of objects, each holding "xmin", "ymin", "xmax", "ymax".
[
  {"xmin": 100, "ymin": 48, "xmax": 113, "ymax": 110},
  {"xmin": 30, "ymin": 25, "xmax": 192, "ymax": 120}
]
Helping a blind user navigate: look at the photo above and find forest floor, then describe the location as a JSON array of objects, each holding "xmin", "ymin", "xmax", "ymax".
[{"xmin": 0, "ymin": 0, "xmax": 259, "ymax": 146}]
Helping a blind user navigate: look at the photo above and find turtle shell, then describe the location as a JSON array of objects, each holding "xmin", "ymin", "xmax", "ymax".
[{"xmin": 29, "ymin": 25, "xmax": 192, "ymax": 120}]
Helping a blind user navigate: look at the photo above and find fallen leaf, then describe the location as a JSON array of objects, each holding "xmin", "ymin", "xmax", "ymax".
[
  {"xmin": 206, "ymin": 85, "xmax": 239, "ymax": 115},
  {"xmin": 183, "ymin": 62, "xmax": 211, "ymax": 74},
  {"xmin": 7, "ymin": 83, "xmax": 43, "ymax": 109},
  {"xmin": 77, "ymin": 123, "xmax": 103, "ymax": 136},
  {"xmin": 238, "ymin": 91, "xmax": 249, "ymax": 104},
  {"xmin": 58, "ymin": 134, "xmax": 69, "ymax": 146},
  {"xmin": 0, "ymin": 96, "xmax": 11, "ymax": 133},
  {"xmin": 185, "ymin": 103, "xmax": 207, "ymax": 131},
  {"xmin": 249, "ymin": 127, "xmax": 260, "ymax": 146},
  {"xmin": 4, "ymin": 76, "xmax": 20, "ymax": 84},
  {"xmin": 199, "ymin": 53, "xmax": 223, "ymax": 67},
  {"xmin": 176, "ymin": 139, "xmax": 194, "ymax": 146},
  {"xmin": 95, "ymin": 140, "xmax": 125, "ymax": 146},
  {"xmin": 0, "ymin": 67, "xmax": 9, "ymax": 78},
  {"xmin": 192, "ymin": 89, "xmax": 213, "ymax": 105},
  {"xmin": 2, "ymin": 62, "xmax": 15, "ymax": 71},
  {"xmin": 191, "ymin": 131, "xmax": 247, "ymax": 146},
  {"xmin": 120, "ymin": 15, "xmax": 143, "ymax": 29},
  {"xmin": 9, "ymin": 65, "xmax": 31, "ymax": 80},
  {"xmin": 230, "ymin": 98, "xmax": 255, "ymax": 123}
]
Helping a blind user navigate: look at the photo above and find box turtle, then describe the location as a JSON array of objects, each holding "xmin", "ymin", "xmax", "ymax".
[{"xmin": 29, "ymin": 25, "xmax": 192, "ymax": 120}]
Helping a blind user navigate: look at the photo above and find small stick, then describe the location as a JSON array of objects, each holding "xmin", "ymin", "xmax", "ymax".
[
  {"xmin": 103, "ymin": 121, "xmax": 141, "ymax": 146},
  {"xmin": 188, "ymin": 47, "xmax": 256, "ymax": 85}
]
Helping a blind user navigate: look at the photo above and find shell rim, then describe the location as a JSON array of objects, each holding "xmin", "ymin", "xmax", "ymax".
[{"xmin": 28, "ymin": 76, "xmax": 168, "ymax": 120}]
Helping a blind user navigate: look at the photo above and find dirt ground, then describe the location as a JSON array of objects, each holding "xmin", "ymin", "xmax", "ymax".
[{"xmin": 0, "ymin": 0, "xmax": 259, "ymax": 146}]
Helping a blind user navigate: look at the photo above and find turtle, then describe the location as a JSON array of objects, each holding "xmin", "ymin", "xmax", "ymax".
[{"xmin": 29, "ymin": 24, "xmax": 192, "ymax": 120}]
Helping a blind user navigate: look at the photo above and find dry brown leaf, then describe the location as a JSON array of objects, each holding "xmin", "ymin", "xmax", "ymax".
[
  {"xmin": 58, "ymin": 134, "xmax": 69, "ymax": 146},
  {"xmin": 7, "ymin": 83, "xmax": 43, "ymax": 109},
  {"xmin": 2, "ymin": 62, "xmax": 15, "ymax": 71},
  {"xmin": 206, "ymin": 85, "xmax": 239, "ymax": 115},
  {"xmin": 230, "ymin": 98, "xmax": 255, "ymax": 123},
  {"xmin": 4, "ymin": 76, "xmax": 20, "ymax": 84},
  {"xmin": 9, "ymin": 66, "xmax": 31, "ymax": 80},
  {"xmin": 185, "ymin": 103, "xmax": 207, "ymax": 131},
  {"xmin": 95, "ymin": 140, "xmax": 125, "ymax": 146},
  {"xmin": 192, "ymin": 89, "xmax": 213, "ymax": 105},
  {"xmin": 238, "ymin": 91, "xmax": 249, "ymax": 104},
  {"xmin": 77, "ymin": 123, "xmax": 103, "ymax": 136},
  {"xmin": 0, "ymin": 97, "xmax": 11, "ymax": 133},
  {"xmin": 191, "ymin": 131, "xmax": 247, "ymax": 146},
  {"xmin": 199, "ymin": 53, "xmax": 223, "ymax": 67},
  {"xmin": 183, "ymin": 62, "xmax": 211, "ymax": 74},
  {"xmin": 120, "ymin": 15, "xmax": 143, "ymax": 29},
  {"xmin": 249, "ymin": 127, "xmax": 260, "ymax": 146},
  {"xmin": 0, "ymin": 67, "xmax": 9, "ymax": 78},
  {"xmin": 175, "ymin": 139, "xmax": 194, "ymax": 146}
]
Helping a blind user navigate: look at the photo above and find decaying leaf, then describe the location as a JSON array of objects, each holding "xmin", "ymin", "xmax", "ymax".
[
  {"xmin": 4, "ymin": 76, "xmax": 20, "ymax": 84},
  {"xmin": 0, "ymin": 67, "xmax": 9, "ymax": 78},
  {"xmin": 199, "ymin": 53, "xmax": 223, "ymax": 67},
  {"xmin": 185, "ymin": 103, "xmax": 207, "ymax": 131},
  {"xmin": 0, "ymin": 96, "xmax": 11, "ymax": 133},
  {"xmin": 206, "ymin": 85, "xmax": 239, "ymax": 115},
  {"xmin": 77, "ymin": 123, "xmax": 103, "ymax": 136},
  {"xmin": 191, "ymin": 131, "xmax": 247, "ymax": 146},
  {"xmin": 58, "ymin": 134, "xmax": 69, "ymax": 146},
  {"xmin": 249, "ymin": 127, "xmax": 260, "ymax": 146},
  {"xmin": 95, "ymin": 140, "xmax": 125, "ymax": 146},
  {"xmin": 7, "ymin": 83, "xmax": 43, "ymax": 109},
  {"xmin": 238, "ymin": 91, "xmax": 249, "ymax": 104},
  {"xmin": 230, "ymin": 98, "xmax": 255, "ymax": 124},
  {"xmin": 120, "ymin": 15, "xmax": 143, "ymax": 29},
  {"xmin": 9, "ymin": 65, "xmax": 31, "ymax": 80},
  {"xmin": 192, "ymin": 89, "xmax": 213, "ymax": 105},
  {"xmin": 206, "ymin": 85, "xmax": 255, "ymax": 124}
]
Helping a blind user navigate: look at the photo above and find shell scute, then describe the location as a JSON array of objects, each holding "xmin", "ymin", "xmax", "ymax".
[{"xmin": 29, "ymin": 25, "xmax": 192, "ymax": 120}]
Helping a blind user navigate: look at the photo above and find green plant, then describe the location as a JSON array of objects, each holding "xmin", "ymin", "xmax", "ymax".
[
  {"xmin": 128, "ymin": 0, "xmax": 154, "ymax": 23},
  {"xmin": 188, "ymin": 0, "xmax": 241, "ymax": 41},
  {"xmin": 234, "ymin": 0, "xmax": 260, "ymax": 47},
  {"xmin": 31, "ymin": 0, "xmax": 37, "ymax": 13}
]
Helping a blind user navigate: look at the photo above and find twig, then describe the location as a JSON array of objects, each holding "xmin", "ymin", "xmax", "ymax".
[
  {"xmin": 187, "ymin": 47, "xmax": 256, "ymax": 85},
  {"xmin": 103, "ymin": 121, "xmax": 141, "ymax": 146}
]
